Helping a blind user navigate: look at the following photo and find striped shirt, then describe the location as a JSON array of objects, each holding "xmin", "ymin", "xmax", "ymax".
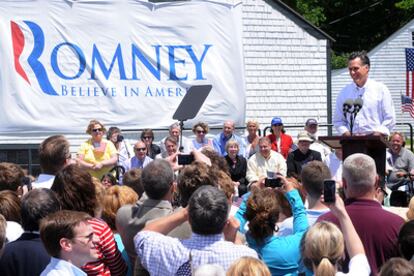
[{"xmin": 81, "ymin": 218, "xmax": 127, "ymax": 276}]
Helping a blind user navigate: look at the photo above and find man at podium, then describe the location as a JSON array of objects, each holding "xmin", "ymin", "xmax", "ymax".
[{"xmin": 333, "ymin": 51, "xmax": 395, "ymax": 136}]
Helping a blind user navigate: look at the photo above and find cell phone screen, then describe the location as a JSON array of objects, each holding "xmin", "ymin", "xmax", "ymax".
[
  {"xmin": 177, "ymin": 154, "xmax": 194, "ymax": 165},
  {"xmin": 323, "ymin": 180, "xmax": 336, "ymax": 203},
  {"xmin": 264, "ymin": 177, "xmax": 282, "ymax": 188}
]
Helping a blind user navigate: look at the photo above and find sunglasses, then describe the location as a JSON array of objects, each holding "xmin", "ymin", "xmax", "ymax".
[
  {"xmin": 134, "ymin": 147, "xmax": 146, "ymax": 152},
  {"xmin": 142, "ymin": 136, "xmax": 153, "ymax": 140},
  {"xmin": 92, "ymin": 128, "xmax": 103, "ymax": 133},
  {"xmin": 196, "ymin": 130, "xmax": 205, "ymax": 134}
]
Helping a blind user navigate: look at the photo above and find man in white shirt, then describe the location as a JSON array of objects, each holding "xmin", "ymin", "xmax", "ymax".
[
  {"xmin": 246, "ymin": 137, "xmax": 286, "ymax": 185},
  {"xmin": 40, "ymin": 210, "xmax": 99, "ymax": 276},
  {"xmin": 333, "ymin": 51, "xmax": 395, "ymax": 136}
]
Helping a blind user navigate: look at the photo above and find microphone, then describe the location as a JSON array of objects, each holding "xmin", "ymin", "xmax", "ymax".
[
  {"xmin": 343, "ymin": 99, "xmax": 353, "ymax": 113},
  {"xmin": 353, "ymin": 98, "xmax": 363, "ymax": 114}
]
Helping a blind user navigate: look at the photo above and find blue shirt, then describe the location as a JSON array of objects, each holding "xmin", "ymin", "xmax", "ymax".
[
  {"xmin": 40, "ymin": 257, "xmax": 86, "ymax": 276},
  {"xmin": 123, "ymin": 156, "xmax": 153, "ymax": 171},
  {"xmin": 135, "ymin": 232, "xmax": 258, "ymax": 275},
  {"xmin": 235, "ymin": 190, "xmax": 309, "ymax": 275},
  {"xmin": 213, "ymin": 132, "xmax": 246, "ymax": 156}
]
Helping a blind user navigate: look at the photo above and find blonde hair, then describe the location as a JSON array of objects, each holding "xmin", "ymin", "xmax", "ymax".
[
  {"xmin": 101, "ymin": 185, "xmax": 138, "ymax": 230},
  {"xmin": 407, "ymin": 197, "xmax": 414, "ymax": 221},
  {"xmin": 301, "ymin": 221, "xmax": 345, "ymax": 276},
  {"xmin": 226, "ymin": 257, "xmax": 270, "ymax": 276},
  {"xmin": 225, "ymin": 139, "xmax": 239, "ymax": 154},
  {"xmin": 246, "ymin": 119, "xmax": 259, "ymax": 129}
]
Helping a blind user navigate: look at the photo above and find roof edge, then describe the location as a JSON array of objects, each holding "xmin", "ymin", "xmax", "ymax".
[{"xmin": 267, "ymin": 0, "xmax": 334, "ymax": 42}]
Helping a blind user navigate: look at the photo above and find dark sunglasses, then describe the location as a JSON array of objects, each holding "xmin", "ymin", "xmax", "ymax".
[
  {"xmin": 134, "ymin": 147, "xmax": 146, "ymax": 152},
  {"xmin": 92, "ymin": 128, "xmax": 103, "ymax": 133}
]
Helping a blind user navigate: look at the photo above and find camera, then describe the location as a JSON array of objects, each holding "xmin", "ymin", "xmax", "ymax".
[
  {"xmin": 116, "ymin": 135, "xmax": 124, "ymax": 143},
  {"xmin": 177, "ymin": 154, "xmax": 194, "ymax": 165},
  {"xmin": 264, "ymin": 177, "xmax": 282, "ymax": 188}
]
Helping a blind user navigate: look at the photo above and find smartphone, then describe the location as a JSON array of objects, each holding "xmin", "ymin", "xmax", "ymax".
[
  {"xmin": 177, "ymin": 154, "xmax": 194, "ymax": 165},
  {"xmin": 264, "ymin": 177, "xmax": 282, "ymax": 188},
  {"xmin": 323, "ymin": 179, "xmax": 336, "ymax": 203}
]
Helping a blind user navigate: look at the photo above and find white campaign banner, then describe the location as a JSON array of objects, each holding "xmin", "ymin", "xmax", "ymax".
[{"xmin": 0, "ymin": 0, "xmax": 245, "ymax": 133}]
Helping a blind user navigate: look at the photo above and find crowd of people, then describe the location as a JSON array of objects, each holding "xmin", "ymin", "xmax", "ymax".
[
  {"xmin": 0, "ymin": 115, "xmax": 413, "ymax": 276},
  {"xmin": 0, "ymin": 51, "xmax": 414, "ymax": 275}
]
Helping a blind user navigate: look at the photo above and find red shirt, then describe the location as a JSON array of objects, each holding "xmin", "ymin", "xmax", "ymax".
[
  {"xmin": 266, "ymin": 133, "xmax": 293, "ymax": 159},
  {"xmin": 317, "ymin": 198, "xmax": 404, "ymax": 276},
  {"xmin": 82, "ymin": 218, "xmax": 127, "ymax": 276}
]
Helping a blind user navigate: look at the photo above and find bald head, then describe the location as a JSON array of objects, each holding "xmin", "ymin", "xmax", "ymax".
[
  {"xmin": 223, "ymin": 120, "xmax": 235, "ymax": 137},
  {"xmin": 134, "ymin": 141, "xmax": 147, "ymax": 160}
]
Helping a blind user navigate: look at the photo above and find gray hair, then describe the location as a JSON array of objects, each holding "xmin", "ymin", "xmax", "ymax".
[
  {"xmin": 169, "ymin": 122, "xmax": 180, "ymax": 131},
  {"xmin": 342, "ymin": 153, "xmax": 376, "ymax": 197}
]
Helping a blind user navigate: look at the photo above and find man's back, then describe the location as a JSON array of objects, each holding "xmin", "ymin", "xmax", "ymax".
[
  {"xmin": 0, "ymin": 233, "xmax": 50, "ymax": 276},
  {"xmin": 318, "ymin": 198, "xmax": 404, "ymax": 275},
  {"xmin": 116, "ymin": 198, "xmax": 173, "ymax": 262},
  {"xmin": 135, "ymin": 231, "xmax": 257, "ymax": 275}
]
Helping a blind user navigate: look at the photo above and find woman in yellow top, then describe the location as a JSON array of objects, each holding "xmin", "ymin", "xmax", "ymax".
[{"xmin": 77, "ymin": 120, "xmax": 118, "ymax": 179}]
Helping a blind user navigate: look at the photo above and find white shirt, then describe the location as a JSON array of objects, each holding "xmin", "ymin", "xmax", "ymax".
[
  {"xmin": 333, "ymin": 78, "xmax": 395, "ymax": 136},
  {"xmin": 40, "ymin": 257, "xmax": 86, "ymax": 276},
  {"xmin": 324, "ymin": 152, "xmax": 342, "ymax": 183},
  {"xmin": 246, "ymin": 151, "xmax": 287, "ymax": 183},
  {"xmin": 32, "ymin": 174, "xmax": 55, "ymax": 189},
  {"xmin": 6, "ymin": 221, "xmax": 24, "ymax": 242},
  {"xmin": 336, "ymin": 254, "xmax": 370, "ymax": 276}
]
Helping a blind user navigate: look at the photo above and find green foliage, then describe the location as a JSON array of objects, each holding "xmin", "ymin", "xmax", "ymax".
[
  {"xmin": 331, "ymin": 52, "xmax": 349, "ymax": 70},
  {"xmin": 295, "ymin": 0, "xmax": 326, "ymax": 26},
  {"xmin": 281, "ymin": 0, "xmax": 414, "ymax": 58},
  {"xmin": 396, "ymin": 0, "xmax": 414, "ymax": 10}
]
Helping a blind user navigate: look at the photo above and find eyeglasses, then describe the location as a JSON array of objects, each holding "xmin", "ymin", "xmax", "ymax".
[
  {"xmin": 92, "ymin": 128, "xmax": 103, "ymax": 133},
  {"xmin": 196, "ymin": 130, "xmax": 205, "ymax": 134},
  {"xmin": 142, "ymin": 136, "xmax": 153, "ymax": 140},
  {"xmin": 72, "ymin": 232, "xmax": 95, "ymax": 244},
  {"xmin": 134, "ymin": 147, "xmax": 146, "ymax": 152}
]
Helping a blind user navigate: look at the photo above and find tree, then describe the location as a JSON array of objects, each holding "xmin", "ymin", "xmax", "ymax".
[{"xmin": 281, "ymin": 0, "xmax": 414, "ymax": 68}]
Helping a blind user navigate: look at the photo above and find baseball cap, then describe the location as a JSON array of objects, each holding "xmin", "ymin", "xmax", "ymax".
[
  {"xmin": 271, "ymin": 117, "xmax": 283, "ymax": 126},
  {"xmin": 297, "ymin": 131, "xmax": 314, "ymax": 142},
  {"xmin": 305, "ymin": 118, "xmax": 318, "ymax": 126}
]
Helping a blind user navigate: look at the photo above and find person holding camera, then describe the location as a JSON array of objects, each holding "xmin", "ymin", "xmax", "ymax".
[
  {"xmin": 246, "ymin": 137, "xmax": 286, "ymax": 188},
  {"xmin": 234, "ymin": 176, "xmax": 308, "ymax": 275},
  {"xmin": 107, "ymin": 127, "xmax": 133, "ymax": 166}
]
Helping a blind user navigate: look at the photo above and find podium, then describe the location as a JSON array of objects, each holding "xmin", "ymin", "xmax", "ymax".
[{"xmin": 319, "ymin": 136, "xmax": 388, "ymax": 184}]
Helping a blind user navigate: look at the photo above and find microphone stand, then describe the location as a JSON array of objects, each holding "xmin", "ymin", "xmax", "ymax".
[{"xmin": 349, "ymin": 111, "xmax": 354, "ymax": 136}]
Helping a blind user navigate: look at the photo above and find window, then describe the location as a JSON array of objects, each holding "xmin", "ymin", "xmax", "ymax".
[{"xmin": 0, "ymin": 145, "xmax": 40, "ymax": 177}]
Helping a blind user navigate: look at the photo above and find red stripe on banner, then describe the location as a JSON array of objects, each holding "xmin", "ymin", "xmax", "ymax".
[
  {"xmin": 407, "ymin": 71, "xmax": 409, "ymax": 97},
  {"xmin": 11, "ymin": 21, "xmax": 30, "ymax": 84}
]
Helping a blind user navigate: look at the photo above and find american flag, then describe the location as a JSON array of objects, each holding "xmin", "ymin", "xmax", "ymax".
[
  {"xmin": 402, "ymin": 95, "xmax": 414, "ymax": 118},
  {"xmin": 403, "ymin": 48, "xmax": 414, "ymax": 118}
]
